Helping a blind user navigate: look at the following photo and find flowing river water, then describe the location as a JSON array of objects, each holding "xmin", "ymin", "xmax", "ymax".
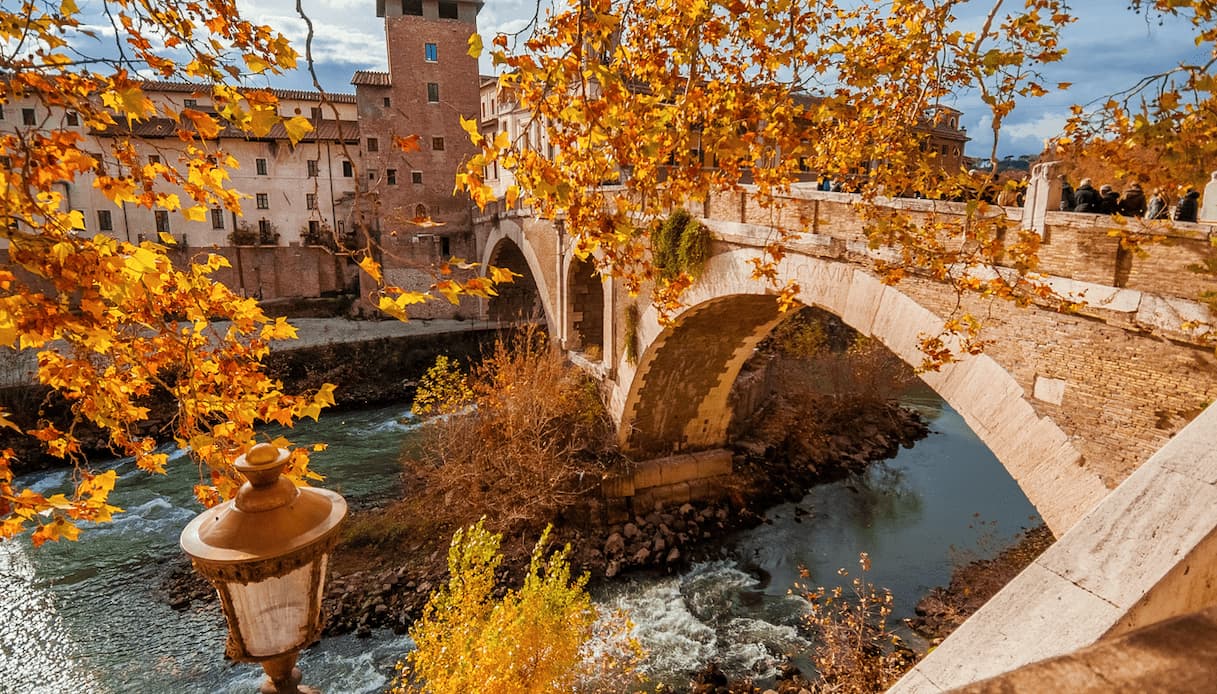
[{"xmin": 0, "ymin": 385, "xmax": 1039, "ymax": 694}]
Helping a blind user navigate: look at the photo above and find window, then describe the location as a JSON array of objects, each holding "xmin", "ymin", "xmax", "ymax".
[
  {"xmin": 387, "ymin": 169, "xmax": 397, "ymax": 185},
  {"xmin": 411, "ymin": 170, "xmax": 422, "ymax": 184},
  {"xmin": 307, "ymin": 160, "xmax": 319, "ymax": 177},
  {"xmin": 414, "ymin": 203, "xmax": 427, "ymax": 219},
  {"xmin": 438, "ymin": 1, "xmax": 458, "ymax": 19},
  {"xmin": 258, "ymin": 219, "xmax": 273, "ymax": 240},
  {"xmin": 402, "ymin": 0, "xmax": 422, "ymax": 15},
  {"xmin": 308, "ymin": 220, "xmax": 321, "ymax": 237},
  {"xmin": 66, "ymin": 112, "xmax": 79, "ymax": 127},
  {"xmin": 342, "ymin": 160, "xmax": 353, "ymax": 177},
  {"xmin": 155, "ymin": 210, "xmax": 170, "ymax": 233},
  {"xmin": 148, "ymin": 154, "xmax": 161, "ymax": 165},
  {"xmin": 311, "ymin": 107, "xmax": 323, "ymax": 121},
  {"xmin": 368, "ymin": 169, "xmax": 378, "ymax": 181},
  {"xmin": 383, "ymin": 97, "xmax": 391, "ymax": 107},
  {"xmin": 367, "ymin": 137, "xmax": 379, "ymax": 152},
  {"xmin": 97, "ymin": 210, "xmax": 113, "ymax": 232},
  {"xmin": 211, "ymin": 207, "xmax": 224, "ymax": 229},
  {"xmin": 306, "ymin": 193, "xmax": 317, "ymax": 209},
  {"xmin": 0, "ymin": 105, "xmax": 5, "ymax": 120},
  {"xmin": 427, "ymin": 83, "xmax": 439, "ymax": 103},
  {"xmin": 22, "ymin": 108, "xmax": 35, "ymax": 125},
  {"xmin": 425, "ymin": 43, "xmax": 438, "ymax": 62},
  {"xmin": 184, "ymin": 99, "xmax": 197, "ymax": 108},
  {"xmin": 432, "ymin": 136, "xmax": 444, "ymax": 151},
  {"xmin": 441, "ymin": 236, "xmax": 450, "ymax": 256},
  {"xmin": 256, "ymin": 158, "xmax": 268, "ymax": 175},
  {"xmin": 256, "ymin": 193, "xmax": 269, "ymax": 209}
]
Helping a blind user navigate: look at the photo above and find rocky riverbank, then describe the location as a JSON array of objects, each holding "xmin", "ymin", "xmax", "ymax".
[{"xmin": 906, "ymin": 524, "xmax": 1055, "ymax": 641}]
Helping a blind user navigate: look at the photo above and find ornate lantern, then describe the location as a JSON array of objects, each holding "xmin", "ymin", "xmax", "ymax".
[{"xmin": 180, "ymin": 443, "xmax": 347, "ymax": 694}]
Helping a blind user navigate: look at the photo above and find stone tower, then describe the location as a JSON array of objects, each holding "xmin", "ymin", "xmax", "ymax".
[{"xmin": 353, "ymin": 0, "xmax": 483, "ymax": 316}]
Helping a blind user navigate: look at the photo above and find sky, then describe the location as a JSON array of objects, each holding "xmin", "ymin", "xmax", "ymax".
[{"xmin": 100, "ymin": 1, "xmax": 1217, "ymax": 159}]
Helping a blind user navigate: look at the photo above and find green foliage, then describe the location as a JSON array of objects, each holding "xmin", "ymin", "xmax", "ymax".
[
  {"xmin": 676, "ymin": 216, "xmax": 711, "ymax": 279},
  {"xmin": 651, "ymin": 208, "xmax": 709, "ymax": 282},
  {"xmin": 411, "ymin": 355, "xmax": 473, "ymax": 416},
  {"xmin": 393, "ymin": 520, "xmax": 633, "ymax": 694}
]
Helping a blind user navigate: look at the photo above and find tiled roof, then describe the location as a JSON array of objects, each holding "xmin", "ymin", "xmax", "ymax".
[
  {"xmin": 99, "ymin": 117, "xmax": 361, "ymax": 143},
  {"xmin": 351, "ymin": 70, "xmax": 391, "ymax": 87},
  {"xmin": 137, "ymin": 80, "xmax": 356, "ymax": 104}
]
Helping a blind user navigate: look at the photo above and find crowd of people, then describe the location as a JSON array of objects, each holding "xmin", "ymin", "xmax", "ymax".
[{"xmin": 1057, "ymin": 175, "xmax": 1201, "ymax": 222}]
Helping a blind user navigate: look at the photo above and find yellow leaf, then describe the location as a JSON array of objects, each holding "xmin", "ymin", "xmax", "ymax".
[
  {"xmin": 283, "ymin": 116, "xmax": 313, "ymax": 145},
  {"xmin": 505, "ymin": 185, "xmax": 520, "ymax": 208},
  {"xmin": 244, "ymin": 53, "xmax": 273, "ymax": 74},
  {"xmin": 158, "ymin": 232, "xmax": 177, "ymax": 245},
  {"xmin": 468, "ymin": 32, "xmax": 483, "ymax": 59},
  {"xmin": 489, "ymin": 265, "xmax": 521, "ymax": 284},
  {"xmin": 460, "ymin": 115, "xmax": 484, "ymax": 145},
  {"xmin": 250, "ymin": 105, "xmax": 279, "ymax": 137},
  {"xmin": 185, "ymin": 205, "xmax": 207, "ymax": 222},
  {"xmin": 357, "ymin": 256, "xmax": 383, "ymax": 283}
]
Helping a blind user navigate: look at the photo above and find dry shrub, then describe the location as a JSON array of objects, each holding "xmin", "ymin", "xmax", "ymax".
[
  {"xmin": 406, "ymin": 326, "xmax": 614, "ymax": 537},
  {"xmin": 799, "ymin": 553, "xmax": 915, "ymax": 693}
]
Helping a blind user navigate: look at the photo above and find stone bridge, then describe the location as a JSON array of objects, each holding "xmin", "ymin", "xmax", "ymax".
[{"xmin": 473, "ymin": 181, "xmax": 1217, "ymax": 689}]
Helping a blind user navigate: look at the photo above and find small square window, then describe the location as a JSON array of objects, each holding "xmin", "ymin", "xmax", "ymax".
[
  {"xmin": 402, "ymin": 0, "xmax": 422, "ymax": 15},
  {"xmin": 256, "ymin": 158, "xmax": 268, "ymax": 175},
  {"xmin": 367, "ymin": 137, "xmax": 379, "ymax": 153},
  {"xmin": 147, "ymin": 154, "xmax": 160, "ymax": 165},
  {"xmin": 211, "ymin": 207, "xmax": 225, "ymax": 229},
  {"xmin": 256, "ymin": 193, "xmax": 269, "ymax": 209},
  {"xmin": 311, "ymin": 107, "xmax": 324, "ymax": 121},
  {"xmin": 383, "ymin": 97, "xmax": 391, "ymax": 108},
  {"xmin": 427, "ymin": 83, "xmax": 439, "ymax": 103},
  {"xmin": 155, "ymin": 210, "xmax": 170, "ymax": 233},
  {"xmin": 432, "ymin": 137, "xmax": 444, "ymax": 151},
  {"xmin": 368, "ymin": 169, "xmax": 378, "ymax": 181},
  {"xmin": 66, "ymin": 112, "xmax": 79, "ymax": 127},
  {"xmin": 387, "ymin": 169, "xmax": 397, "ymax": 185},
  {"xmin": 97, "ymin": 210, "xmax": 113, "ymax": 232},
  {"xmin": 441, "ymin": 236, "xmax": 451, "ymax": 256},
  {"xmin": 306, "ymin": 193, "xmax": 317, "ymax": 209},
  {"xmin": 22, "ymin": 108, "xmax": 35, "ymax": 125},
  {"xmin": 342, "ymin": 160, "xmax": 353, "ymax": 177},
  {"xmin": 411, "ymin": 170, "xmax": 422, "ymax": 184},
  {"xmin": 307, "ymin": 160, "xmax": 319, "ymax": 177},
  {"xmin": 425, "ymin": 43, "xmax": 438, "ymax": 62},
  {"xmin": 184, "ymin": 99, "xmax": 197, "ymax": 108},
  {"xmin": 438, "ymin": 1, "xmax": 458, "ymax": 19},
  {"xmin": 0, "ymin": 105, "xmax": 6, "ymax": 120}
]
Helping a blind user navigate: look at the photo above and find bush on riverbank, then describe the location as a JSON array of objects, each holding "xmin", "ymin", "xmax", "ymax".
[
  {"xmin": 404, "ymin": 326, "xmax": 615, "ymax": 540},
  {"xmin": 392, "ymin": 520, "xmax": 642, "ymax": 694}
]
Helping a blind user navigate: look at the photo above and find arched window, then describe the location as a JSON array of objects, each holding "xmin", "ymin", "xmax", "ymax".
[{"xmin": 414, "ymin": 203, "xmax": 427, "ymax": 220}]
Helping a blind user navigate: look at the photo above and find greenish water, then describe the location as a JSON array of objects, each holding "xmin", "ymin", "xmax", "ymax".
[{"xmin": 0, "ymin": 387, "xmax": 1039, "ymax": 693}]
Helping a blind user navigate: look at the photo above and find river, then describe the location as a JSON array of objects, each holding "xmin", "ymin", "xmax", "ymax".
[{"xmin": 0, "ymin": 386, "xmax": 1038, "ymax": 693}]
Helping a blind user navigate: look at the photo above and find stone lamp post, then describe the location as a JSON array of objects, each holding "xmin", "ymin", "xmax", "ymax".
[{"xmin": 180, "ymin": 443, "xmax": 347, "ymax": 694}]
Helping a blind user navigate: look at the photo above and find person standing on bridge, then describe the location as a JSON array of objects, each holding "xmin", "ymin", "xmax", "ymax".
[
  {"xmin": 1175, "ymin": 189, "xmax": 1200, "ymax": 222},
  {"xmin": 1118, "ymin": 182, "xmax": 1147, "ymax": 217},
  {"xmin": 1099, "ymin": 185, "xmax": 1120, "ymax": 215},
  {"xmin": 1073, "ymin": 179, "xmax": 1101, "ymax": 213},
  {"xmin": 1059, "ymin": 175, "xmax": 1076, "ymax": 211},
  {"xmin": 1146, "ymin": 188, "xmax": 1169, "ymax": 220}
]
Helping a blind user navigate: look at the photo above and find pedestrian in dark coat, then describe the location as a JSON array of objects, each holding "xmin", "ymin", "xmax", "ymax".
[
  {"xmin": 1099, "ymin": 185, "xmax": 1119, "ymax": 214},
  {"xmin": 1117, "ymin": 183, "xmax": 1147, "ymax": 217},
  {"xmin": 1059, "ymin": 175, "xmax": 1075, "ymax": 211},
  {"xmin": 1145, "ymin": 189, "xmax": 1168, "ymax": 220},
  {"xmin": 1175, "ymin": 189, "xmax": 1200, "ymax": 222},
  {"xmin": 1073, "ymin": 179, "xmax": 1101, "ymax": 213}
]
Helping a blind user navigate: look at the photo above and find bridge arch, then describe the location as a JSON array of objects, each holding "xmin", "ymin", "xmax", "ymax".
[
  {"xmin": 481, "ymin": 220, "xmax": 555, "ymax": 331},
  {"xmin": 611, "ymin": 248, "xmax": 1108, "ymax": 533}
]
